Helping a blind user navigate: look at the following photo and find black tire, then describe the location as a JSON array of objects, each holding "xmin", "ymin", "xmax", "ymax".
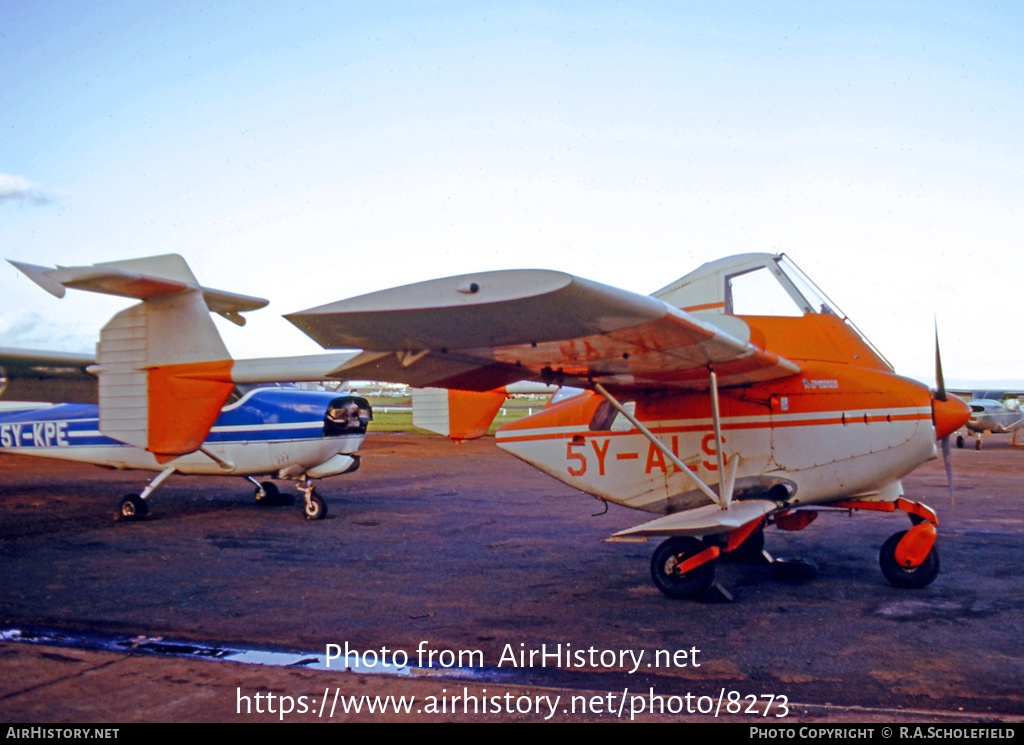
[
  {"xmin": 304, "ymin": 491, "xmax": 327, "ymax": 520},
  {"xmin": 879, "ymin": 530, "xmax": 939, "ymax": 589},
  {"xmin": 650, "ymin": 537, "xmax": 715, "ymax": 598},
  {"xmin": 955, "ymin": 435, "xmax": 964, "ymax": 449},
  {"xmin": 254, "ymin": 481, "xmax": 281, "ymax": 505},
  {"xmin": 118, "ymin": 494, "xmax": 148, "ymax": 520},
  {"xmin": 721, "ymin": 528, "xmax": 765, "ymax": 563}
]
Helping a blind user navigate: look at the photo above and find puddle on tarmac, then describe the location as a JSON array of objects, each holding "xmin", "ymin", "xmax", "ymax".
[{"xmin": 1, "ymin": 626, "xmax": 498, "ymax": 681}]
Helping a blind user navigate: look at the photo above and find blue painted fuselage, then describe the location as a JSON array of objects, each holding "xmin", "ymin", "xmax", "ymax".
[{"xmin": 0, "ymin": 387, "xmax": 367, "ymax": 478}]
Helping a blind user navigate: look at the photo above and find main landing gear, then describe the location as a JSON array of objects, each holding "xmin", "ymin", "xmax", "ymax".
[
  {"xmin": 118, "ymin": 494, "xmax": 149, "ymax": 520},
  {"xmin": 115, "ymin": 471, "xmax": 330, "ymax": 522},
  {"xmin": 650, "ymin": 524, "xmax": 768, "ymax": 599},
  {"xmin": 650, "ymin": 537, "xmax": 717, "ymax": 599},
  {"xmin": 253, "ymin": 480, "xmax": 284, "ymax": 504},
  {"xmin": 649, "ymin": 498, "xmax": 941, "ymax": 599},
  {"xmin": 115, "ymin": 466, "xmax": 176, "ymax": 522},
  {"xmin": 251, "ymin": 478, "xmax": 327, "ymax": 519},
  {"xmin": 251, "ymin": 477, "xmax": 327, "ymax": 519},
  {"xmin": 955, "ymin": 433, "xmax": 983, "ymax": 450}
]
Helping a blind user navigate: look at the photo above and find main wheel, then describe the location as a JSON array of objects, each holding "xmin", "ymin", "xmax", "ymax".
[
  {"xmin": 879, "ymin": 530, "xmax": 939, "ymax": 589},
  {"xmin": 721, "ymin": 528, "xmax": 765, "ymax": 563},
  {"xmin": 118, "ymin": 494, "xmax": 148, "ymax": 521},
  {"xmin": 303, "ymin": 491, "xmax": 327, "ymax": 520},
  {"xmin": 254, "ymin": 481, "xmax": 281, "ymax": 505},
  {"xmin": 650, "ymin": 537, "xmax": 715, "ymax": 598}
]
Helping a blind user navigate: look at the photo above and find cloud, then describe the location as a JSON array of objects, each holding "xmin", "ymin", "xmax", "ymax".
[
  {"xmin": 0, "ymin": 311, "xmax": 94, "ymax": 352},
  {"xmin": 0, "ymin": 173, "xmax": 55, "ymax": 204}
]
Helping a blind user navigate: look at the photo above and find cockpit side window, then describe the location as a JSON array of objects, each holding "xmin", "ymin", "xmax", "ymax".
[
  {"xmin": 726, "ymin": 257, "xmax": 840, "ymax": 317},
  {"xmin": 589, "ymin": 399, "xmax": 635, "ymax": 431},
  {"xmin": 726, "ymin": 266, "xmax": 805, "ymax": 316}
]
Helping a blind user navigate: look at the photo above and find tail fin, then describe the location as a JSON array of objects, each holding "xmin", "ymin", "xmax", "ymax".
[
  {"xmin": 411, "ymin": 381, "xmax": 568, "ymax": 440},
  {"xmin": 412, "ymin": 387, "xmax": 509, "ymax": 441},
  {"xmin": 10, "ymin": 255, "xmax": 268, "ymax": 459}
]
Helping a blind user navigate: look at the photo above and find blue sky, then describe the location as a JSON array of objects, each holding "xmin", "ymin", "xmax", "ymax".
[{"xmin": 2, "ymin": 2, "xmax": 1022, "ymax": 386}]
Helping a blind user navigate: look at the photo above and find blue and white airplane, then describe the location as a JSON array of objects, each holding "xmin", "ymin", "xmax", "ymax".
[{"xmin": 1, "ymin": 255, "xmax": 371, "ymax": 521}]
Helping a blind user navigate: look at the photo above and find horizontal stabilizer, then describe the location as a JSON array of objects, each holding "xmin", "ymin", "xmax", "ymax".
[
  {"xmin": 9, "ymin": 255, "xmax": 268, "ymax": 326},
  {"xmin": 608, "ymin": 500, "xmax": 777, "ymax": 540},
  {"xmin": 10, "ymin": 255, "xmax": 256, "ymax": 457}
]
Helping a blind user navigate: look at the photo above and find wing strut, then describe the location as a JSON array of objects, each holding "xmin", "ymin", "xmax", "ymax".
[
  {"xmin": 709, "ymin": 369, "xmax": 739, "ymax": 508},
  {"xmin": 594, "ymin": 381, "xmax": 737, "ymax": 509}
]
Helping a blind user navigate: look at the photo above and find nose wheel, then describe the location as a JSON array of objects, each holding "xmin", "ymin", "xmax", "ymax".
[
  {"xmin": 879, "ymin": 529, "xmax": 939, "ymax": 589},
  {"xmin": 298, "ymin": 480, "xmax": 328, "ymax": 520}
]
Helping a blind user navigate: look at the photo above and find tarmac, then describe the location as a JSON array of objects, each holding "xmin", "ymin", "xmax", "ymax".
[{"xmin": 1, "ymin": 433, "xmax": 1023, "ymax": 723}]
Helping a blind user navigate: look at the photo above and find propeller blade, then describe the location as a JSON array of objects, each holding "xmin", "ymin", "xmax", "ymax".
[
  {"xmin": 935, "ymin": 319, "xmax": 947, "ymax": 402},
  {"xmin": 934, "ymin": 320, "xmax": 961, "ymax": 503},
  {"xmin": 941, "ymin": 434, "xmax": 954, "ymax": 504}
]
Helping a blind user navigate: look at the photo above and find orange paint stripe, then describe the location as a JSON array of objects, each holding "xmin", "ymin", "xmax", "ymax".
[{"xmin": 497, "ymin": 412, "xmax": 932, "ymax": 444}]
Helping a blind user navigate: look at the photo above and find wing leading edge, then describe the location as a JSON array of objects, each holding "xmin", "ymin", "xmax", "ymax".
[
  {"xmin": 286, "ymin": 269, "xmax": 800, "ymax": 391},
  {"xmin": 0, "ymin": 348, "xmax": 97, "ymax": 403}
]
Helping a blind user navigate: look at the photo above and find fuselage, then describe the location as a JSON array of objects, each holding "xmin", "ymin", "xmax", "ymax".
[
  {"xmin": 0, "ymin": 387, "xmax": 368, "ymax": 479},
  {"xmin": 965, "ymin": 399, "xmax": 1023, "ymax": 435},
  {"xmin": 497, "ymin": 313, "xmax": 956, "ymax": 516}
]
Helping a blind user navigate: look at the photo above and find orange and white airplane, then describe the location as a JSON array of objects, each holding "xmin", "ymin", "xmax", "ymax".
[{"xmin": 279, "ymin": 253, "xmax": 971, "ymax": 598}]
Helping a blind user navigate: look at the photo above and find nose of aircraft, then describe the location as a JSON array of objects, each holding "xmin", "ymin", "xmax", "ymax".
[{"xmin": 933, "ymin": 393, "xmax": 971, "ymax": 440}]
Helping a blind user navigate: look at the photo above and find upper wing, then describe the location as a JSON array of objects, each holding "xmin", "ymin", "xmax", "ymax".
[
  {"xmin": 286, "ymin": 269, "xmax": 800, "ymax": 392},
  {"xmin": 0, "ymin": 347, "xmax": 97, "ymax": 403}
]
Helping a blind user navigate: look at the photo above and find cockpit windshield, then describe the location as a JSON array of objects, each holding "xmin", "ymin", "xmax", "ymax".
[{"xmin": 727, "ymin": 255, "xmax": 840, "ymax": 318}]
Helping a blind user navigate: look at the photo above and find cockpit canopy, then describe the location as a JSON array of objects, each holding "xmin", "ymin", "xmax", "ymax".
[
  {"xmin": 652, "ymin": 253, "xmax": 837, "ymax": 317},
  {"xmin": 652, "ymin": 253, "xmax": 890, "ymax": 369}
]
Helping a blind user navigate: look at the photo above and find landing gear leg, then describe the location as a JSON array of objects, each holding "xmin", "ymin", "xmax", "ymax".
[
  {"xmin": 880, "ymin": 500, "xmax": 939, "ymax": 589},
  {"xmin": 116, "ymin": 466, "xmax": 176, "ymax": 521},
  {"xmin": 880, "ymin": 529, "xmax": 939, "ymax": 588},
  {"xmin": 832, "ymin": 497, "xmax": 941, "ymax": 589}
]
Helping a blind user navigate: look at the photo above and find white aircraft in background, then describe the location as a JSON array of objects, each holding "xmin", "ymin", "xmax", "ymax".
[
  {"xmin": 954, "ymin": 391, "xmax": 1024, "ymax": 449},
  {"xmin": 2, "ymin": 255, "xmax": 371, "ymax": 521}
]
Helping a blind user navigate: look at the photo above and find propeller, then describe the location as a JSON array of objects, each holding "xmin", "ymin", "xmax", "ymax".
[{"xmin": 931, "ymin": 321, "xmax": 970, "ymax": 503}]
